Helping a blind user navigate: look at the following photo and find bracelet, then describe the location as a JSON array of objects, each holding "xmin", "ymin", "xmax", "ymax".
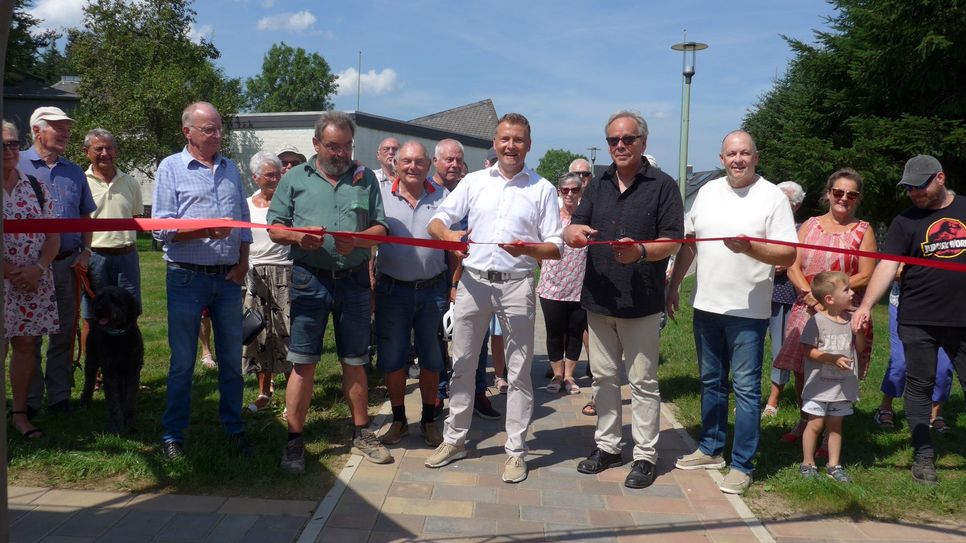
[
  {"xmin": 451, "ymin": 283, "xmax": 458, "ymax": 288},
  {"xmin": 636, "ymin": 243, "xmax": 647, "ymax": 263}
]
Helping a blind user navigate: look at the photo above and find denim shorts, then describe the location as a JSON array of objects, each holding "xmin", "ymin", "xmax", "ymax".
[
  {"xmin": 287, "ymin": 263, "xmax": 371, "ymax": 366},
  {"xmin": 374, "ymin": 275, "xmax": 448, "ymax": 373},
  {"xmin": 802, "ymin": 399, "xmax": 854, "ymax": 417}
]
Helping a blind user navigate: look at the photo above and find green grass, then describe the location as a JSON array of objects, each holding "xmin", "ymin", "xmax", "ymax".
[
  {"xmin": 659, "ymin": 277, "xmax": 966, "ymax": 523},
  {"xmin": 6, "ymin": 233, "xmax": 386, "ymax": 499}
]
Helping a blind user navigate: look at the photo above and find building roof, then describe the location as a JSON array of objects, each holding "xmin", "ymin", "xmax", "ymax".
[{"xmin": 409, "ymin": 99, "xmax": 498, "ymax": 140}]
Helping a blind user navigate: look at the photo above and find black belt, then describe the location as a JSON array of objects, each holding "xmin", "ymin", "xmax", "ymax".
[
  {"xmin": 379, "ymin": 272, "xmax": 446, "ymax": 290},
  {"xmin": 302, "ymin": 262, "xmax": 367, "ymax": 280},
  {"xmin": 54, "ymin": 247, "xmax": 81, "ymax": 261},
  {"xmin": 170, "ymin": 261, "xmax": 237, "ymax": 275},
  {"xmin": 92, "ymin": 245, "xmax": 136, "ymax": 256}
]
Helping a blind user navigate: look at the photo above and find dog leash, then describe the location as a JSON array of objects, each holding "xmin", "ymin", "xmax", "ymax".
[{"xmin": 71, "ymin": 266, "xmax": 97, "ymax": 376}]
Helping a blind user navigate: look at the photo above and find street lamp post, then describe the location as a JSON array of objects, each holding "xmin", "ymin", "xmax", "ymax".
[
  {"xmin": 587, "ymin": 146, "xmax": 599, "ymax": 169},
  {"xmin": 671, "ymin": 36, "xmax": 708, "ymax": 201}
]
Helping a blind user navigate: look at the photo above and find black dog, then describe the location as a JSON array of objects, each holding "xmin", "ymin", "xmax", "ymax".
[{"xmin": 80, "ymin": 286, "xmax": 144, "ymax": 433}]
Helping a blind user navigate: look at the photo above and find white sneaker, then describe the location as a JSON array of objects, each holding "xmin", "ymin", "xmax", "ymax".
[
  {"xmin": 502, "ymin": 455, "xmax": 528, "ymax": 483},
  {"xmin": 424, "ymin": 442, "xmax": 466, "ymax": 468}
]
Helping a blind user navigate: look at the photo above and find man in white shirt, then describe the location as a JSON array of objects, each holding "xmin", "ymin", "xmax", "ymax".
[
  {"xmin": 667, "ymin": 130, "xmax": 797, "ymax": 494},
  {"xmin": 373, "ymin": 137, "xmax": 400, "ymax": 185},
  {"xmin": 424, "ymin": 113, "xmax": 563, "ymax": 483}
]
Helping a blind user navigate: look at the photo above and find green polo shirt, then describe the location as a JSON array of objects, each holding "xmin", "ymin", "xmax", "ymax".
[{"xmin": 267, "ymin": 156, "xmax": 387, "ymax": 270}]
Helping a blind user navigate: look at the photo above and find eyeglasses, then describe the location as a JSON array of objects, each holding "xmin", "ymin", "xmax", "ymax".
[
  {"xmin": 2, "ymin": 141, "xmax": 20, "ymax": 150},
  {"xmin": 903, "ymin": 174, "xmax": 936, "ymax": 192},
  {"xmin": 605, "ymin": 135, "xmax": 641, "ymax": 147},
  {"xmin": 323, "ymin": 143, "xmax": 353, "ymax": 155},
  {"xmin": 191, "ymin": 125, "xmax": 222, "ymax": 136},
  {"xmin": 559, "ymin": 187, "xmax": 581, "ymax": 195},
  {"xmin": 574, "ymin": 171, "xmax": 593, "ymax": 178},
  {"xmin": 830, "ymin": 188, "xmax": 861, "ymax": 201}
]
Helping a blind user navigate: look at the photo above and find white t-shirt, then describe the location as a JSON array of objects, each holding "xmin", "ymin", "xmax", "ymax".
[
  {"xmin": 248, "ymin": 194, "xmax": 292, "ymax": 266},
  {"xmin": 685, "ymin": 176, "xmax": 797, "ymax": 319}
]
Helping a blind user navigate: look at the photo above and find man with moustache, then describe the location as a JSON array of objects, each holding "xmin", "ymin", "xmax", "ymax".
[
  {"xmin": 20, "ymin": 106, "xmax": 96, "ymax": 416},
  {"xmin": 852, "ymin": 155, "xmax": 966, "ymax": 485},
  {"xmin": 153, "ymin": 101, "xmax": 252, "ymax": 459},
  {"xmin": 564, "ymin": 111, "xmax": 683, "ymax": 489},
  {"xmin": 374, "ymin": 137, "xmax": 400, "ymax": 185},
  {"xmin": 268, "ymin": 111, "xmax": 391, "ymax": 472},
  {"xmin": 375, "ymin": 141, "xmax": 450, "ymax": 448},
  {"xmin": 276, "ymin": 144, "xmax": 306, "ymax": 176},
  {"xmin": 667, "ymin": 130, "xmax": 797, "ymax": 494},
  {"xmin": 424, "ymin": 113, "xmax": 563, "ymax": 484}
]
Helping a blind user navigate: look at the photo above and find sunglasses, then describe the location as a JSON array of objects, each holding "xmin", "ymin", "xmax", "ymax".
[
  {"xmin": 830, "ymin": 188, "xmax": 860, "ymax": 201},
  {"xmin": 575, "ymin": 171, "xmax": 593, "ymax": 178},
  {"xmin": 281, "ymin": 160, "xmax": 301, "ymax": 167},
  {"xmin": 2, "ymin": 141, "xmax": 19, "ymax": 150},
  {"xmin": 903, "ymin": 173, "xmax": 936, "ymax": 192},
  {"xmin": 559, "ymin": 187, "xmax": 581, "ymax": 195},
  {"xmin": 605, "ymin": 135, "xmax": 641, "ymax": 147}
]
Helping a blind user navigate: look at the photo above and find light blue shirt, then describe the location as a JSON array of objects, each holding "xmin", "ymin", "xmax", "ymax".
[
  {"xmin": 152, "ymin": 147, "xmax": 252, "ymax": 265},
  {"xmin": 19, "ymin": 147, "xmax": 96, "ymax": 252}
]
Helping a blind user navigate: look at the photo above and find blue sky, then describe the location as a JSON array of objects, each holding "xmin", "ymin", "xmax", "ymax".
[{"xmin": 32, "ymin": 0, "xmax": 837, "ymax": 174}]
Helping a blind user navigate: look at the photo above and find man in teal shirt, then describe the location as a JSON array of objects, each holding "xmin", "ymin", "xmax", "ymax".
[{"xmin": 267, "ymin": 111, "xmax": 389, "ymax": 473}]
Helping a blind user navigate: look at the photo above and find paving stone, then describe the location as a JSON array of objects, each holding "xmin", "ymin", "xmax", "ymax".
[
  {"xmin": 587, "ymin": 509, "xmax": 636, "ymax": 528},
  {"xmin": 313, "ymin": 527, "xmax": 370, "ymax": 543},
  {"xmin": 204, "ymin": 514, "xmax": 258, "ymax": 542},
  {"xmin": 382, "ymin": 496, "xmax": 473, "ymax": 518},
  {"xmin": 621, "ymin": 482, "xmax": 685, "ymax": 498},
  {"xmin": 219, "ymin": 497, "xmax": 316, "ymax": 517},
  {"xmin": 9, "ymin": 487, "xmax": 48, "ymax": 505},
  {"xmin": 496, "ymin": 487, "xmax": 541, "ymax": 506},
  {"xmin": 96, "ymin": 509, "xmax": 174, "ymax": 542},
  {"xmin": 545, "ymin": 524, "xmax": 617, "ymax": 542},
  {"xmin": 372, "ymin": 512, "xmax": 426, "ymax": 533},
  {"xmin": 50, "ymin": 508, "xmax": 126, "ymax": 538},
  {"xmin": 10, "ymin": 507, "xmax": 75, "ymax": 543},
  {"xmin": 31, "ymin": 490, "xmax": 130, "ymax": 509},
  {"xmin": 493, "ymin": 519, "xmax": 546, "ymax": 540},
  {"xmin": 36, "ymin": 537, "xmax": 95, "ymax": 543},
  {"xmin": 237, "ymin": 515, "xmax": 304, "ymax": 543},
  {"xmin": 541, "ymin": 490, "xmax": 606, "ymax": 509},
  {"xmin": 607, "ymin": 495, "xmax": 693, "ymax": 514},
  {"xmin": 367, "ymin": 530, "xmax": 420, "ymax": 543},
  {"xmin": 520, "ymin": 505, "xmax": 589, "ymax": 525},
  {"xmin": 423, "ymin": 516, "xmax": 496, "ymax": 535},
  {"xmin": 386, "ymin": 482, "xmax": 434, "ymax": 500},
  {"xmin": 473, "ymin": 502, "xmax": 520, "ymax": 521},
  {"xmin": 324, "ymin": 498, "xmax": 380, "ymax": 530},
  {"xmin": 396, "ymin": 469, "xmax": 478, "ymax": 485},
  {"xmin": 433, "ymin": 484, "xmax": 499, "ymax": 503},
  {"xmin": 854, "ymin": 520, "xmax": 962, "ymax": 541},
  {"xmin": 126, "ymin": 493, "xmax": 226, "ymax": 512},
  {"xmin": 156, "ymin": 511, "xmax": 221, "ymax": 540}
]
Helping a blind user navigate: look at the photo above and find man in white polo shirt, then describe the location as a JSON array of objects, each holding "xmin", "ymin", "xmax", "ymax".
[{"xmin": 424, "ymin": 113, "xmax": 563, "ymax": 483}]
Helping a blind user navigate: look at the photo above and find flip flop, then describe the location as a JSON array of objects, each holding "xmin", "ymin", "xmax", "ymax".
[
  {"xmin": 546, "ymin": 376, "xmax": 562, "ymax": 394},
  {"xmin": 582, "ymin": 400, "xmax": 597, "ymax": 416},
  {"xmin": 246, "ymin": 394, "xmax": 272, "ymax": 414},
  {"xmin": 11, "ymin": 411, "xmax": 44, "ymax": 440}
]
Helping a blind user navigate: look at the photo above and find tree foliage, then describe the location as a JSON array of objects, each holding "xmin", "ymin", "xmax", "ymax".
[
  {"xmin": 5, "ymin": 0, "xmax": 63, "ymax": 83},
  {"xmin": 66, "ymin": 0, "xmax": 242, "ymax": 176},
  {"xmin": 536, "ymin": 148, "xmax": 587, "ymax": 185},
  {"xmin": 743, "ymin": 0, "xmax": 966, "ymax": 223},
  {"xmin": 245, "ymin": 42, "xmax": 338, "ymax": 112}
]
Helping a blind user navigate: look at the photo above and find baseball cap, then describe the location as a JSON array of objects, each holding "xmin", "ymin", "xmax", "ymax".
[
  {"xmin": 898, "ymin": 155, "xmax": 942, "ymax": 187},
  {"xmin": 30, "ymin": 106, "xmax": 74, "ymax": 126},
  {"xmin": 275, "ymin": 144, "xmax": 306, "ymax": 161}
]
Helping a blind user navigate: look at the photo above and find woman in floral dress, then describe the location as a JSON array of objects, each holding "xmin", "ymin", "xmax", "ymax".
[{"xmin": 2, "ymin": 120, "xmax": 60, "ymax": 439}]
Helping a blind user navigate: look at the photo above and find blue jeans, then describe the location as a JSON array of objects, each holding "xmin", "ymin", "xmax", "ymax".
[
  {"xmin": 162, "ymin": 264, "xmax": 244, "ymax": 443},
  {"xmin": 693, "ymin": 309, "xmax": 768, "ymax": 474},
  {"xmin": 287, "ymin": 264, "xmax": 371, "ymax": 365},
  {"xmin": 768, "ymin": 301, "xmax": 792, "ymax": 385},
  {"xmin": 82, "ymin": 250, "xmax": 142, "ymax": 318},
  {"xmin": 375, "ymin": 276, "xmax": 448, "ymax": 373}
]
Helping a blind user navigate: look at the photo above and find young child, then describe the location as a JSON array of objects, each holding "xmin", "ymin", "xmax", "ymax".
[{"xmin": 798, "ymin": 271, "xmax": 868, "ymax": 482}]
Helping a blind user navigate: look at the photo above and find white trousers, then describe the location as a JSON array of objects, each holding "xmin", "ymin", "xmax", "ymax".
[
  {"xmin": 443, "ymin": 272, "xmax": 535, "ymax": 457},
  {"xmin": 588, "ymin": 311, "xmax": 662, "ymax": 462}
]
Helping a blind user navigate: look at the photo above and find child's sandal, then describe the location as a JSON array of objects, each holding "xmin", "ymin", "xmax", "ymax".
[{"xmin": 873, "ymin": 408, "xmax": 895, "ymax": 430}]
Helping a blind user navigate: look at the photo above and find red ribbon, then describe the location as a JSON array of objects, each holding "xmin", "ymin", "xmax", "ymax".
[{"xmin": 5, "ymin": 218, "xmax": 966, "ymax": 273}]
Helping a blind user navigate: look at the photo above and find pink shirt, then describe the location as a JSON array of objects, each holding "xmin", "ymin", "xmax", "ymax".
[{"xmin": 536, "ymin": 215, "xmax": 587, "ymax": 302}]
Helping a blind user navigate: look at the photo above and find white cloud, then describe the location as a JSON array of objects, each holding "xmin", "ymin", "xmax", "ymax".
[
  {"xmin": 335, "ymin": 68, "xmax": 400, "ymax": 97},
  {"xmin": 187, "ymin": 23, "xmax": 213, "ymax": 44},
  {"xmin": 256, "ymin": 11, "xmax": 316, "ymax": 32},
  {"xmin": 28, "ymin": 0, "xmax": 87, "ymax": 31}
]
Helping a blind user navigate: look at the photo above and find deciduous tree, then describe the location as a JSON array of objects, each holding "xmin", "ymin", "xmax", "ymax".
[
  {"xmin": 245, "ymin": 42, "xmax": 337, "ymax": 112},
  {"xmin": 536, "ymin": 149, "xmax": 587, "ymax": 185}
]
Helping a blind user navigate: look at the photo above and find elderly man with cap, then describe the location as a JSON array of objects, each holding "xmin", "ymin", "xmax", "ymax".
[
  {"xmin": 853, "ymin": 155, "xmax": 966, "ymax": 485},
  {"xmin": 19, "ymin": 106, "xmax": 96, "ymax": 416},
  {"xmin": 276, "ymin": 144, "xmax": 306, "ymax": 176}
]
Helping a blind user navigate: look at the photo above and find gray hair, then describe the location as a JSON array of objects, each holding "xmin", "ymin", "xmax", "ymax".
[
  {"xmin": 181, "ymin": 101, "xmax": 218, "ymax": 127},
  {"xmin": 558, "ymin": 172, "xmax": 582, "ymax": 188},
  {"xmin": 434, "ymin": 138, "xmax": 464, "ymax": 159},
  {"xmin": 249, "ymin": 151, "xmax": 282, "ymax": 174},
  {"xmin": 3, "ymin": 120, "xmax": 18, "ymax": 140},
  {"xmin": 605, "ymin": 110, "xmax": 649, "ymax": 139},
  {"xmin": 314, "ymin": 111, "xmax": 355, "ymax": 140},
  {"xmin": 777, "ymin": 181, "xmax": 805, "ymax": 206},
  {"xmin": 569, "ymin": 158, "xmax": 591, "ymax": 171},
  {"xmin": 30, "ymin": 119, "xmax": 47, "ymax": 141},
  {"xmin": 84, "ymin": 128, "xmax": 117, "ymax": 149}
]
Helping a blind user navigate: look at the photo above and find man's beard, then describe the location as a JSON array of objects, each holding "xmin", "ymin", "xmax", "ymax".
[{"xmin": 319, "ymin": 155, "xmax": 350, "ymax": 176}]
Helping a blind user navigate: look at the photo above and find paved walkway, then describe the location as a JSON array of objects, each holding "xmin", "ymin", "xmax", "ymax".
[{"xmin": 8, "ymin": 308, "xmax": 966, "ymax": 542}]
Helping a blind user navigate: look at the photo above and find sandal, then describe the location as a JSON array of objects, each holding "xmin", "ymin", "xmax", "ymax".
[
  {"xmin": 931, "ymin": 416, "xmax": 951, "ymax": 434},
  {"xmin": 11, "ymin": 411, "xmax": 44, "ymax": 440},
  {"xmin": 761, "ymin": 405, "xmax": 779, "ymax": 418},
  {"xmin": 873, "ymin": 408, "xmax": 896, "ymax": 430},
  {"xmin": 582, "ymin": 400, "xmax": 597, "ymax": 416},
  {"xmin": 495, "ymin": 377, "xmax": 509, "ymax": 394},
  {"xmin": 563, "ymin": 379, "xmax": 581, "ymax": 395},
  {"xmin": 546, "ymin": 376, "xmax": 562, "ymax": 394},
  {"xmin": 246, "ymin": 394, "xmax": 272, "ymax": 414}
]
